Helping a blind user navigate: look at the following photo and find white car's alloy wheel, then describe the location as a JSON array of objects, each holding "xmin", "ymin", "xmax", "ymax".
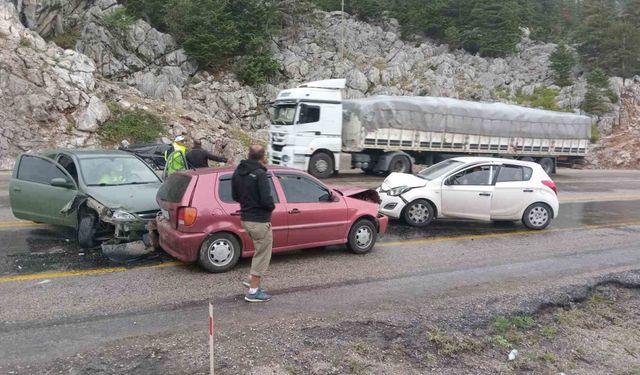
[
  {"xmin": 408, "ymin": 203, "xmax": 429, "ymax": 223},
  {"xmin": 527, "ymin": 206, "xmax": 549, "ymax": 227}
]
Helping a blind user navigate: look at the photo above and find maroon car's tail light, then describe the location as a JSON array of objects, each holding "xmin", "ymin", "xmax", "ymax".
[
  {"xmin": 542, "ymin": 180, "xmax": 557, "ymax": 195},
  {"xmin": 178, "ymin": 207, "xmax": 198, "ymax": 226}
]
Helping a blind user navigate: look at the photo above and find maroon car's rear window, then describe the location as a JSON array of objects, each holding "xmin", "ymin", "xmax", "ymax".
[{"xmin": 157, "ymin": 174, "xmax": 191, "ymax": 203}]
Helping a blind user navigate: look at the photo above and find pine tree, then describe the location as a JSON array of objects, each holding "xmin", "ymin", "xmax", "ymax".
[
  {"xmin": 464, "ymin": 0, "xmax": 521, "ymax": 57},
  {"xmin": 606, "ymin": 0, "xmax": 640, "ymax": 78},
  {"xmin": 581, "ymin": 68, "xmax": 614, "ymax": 115},
  {"xmin": 549, "ymin": 44, "xmax": 576, "ymax": 87}
]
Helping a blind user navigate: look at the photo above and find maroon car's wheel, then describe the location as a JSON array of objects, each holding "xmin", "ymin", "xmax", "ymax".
[
  {"xmin": 347, "ymin": 219, "xmax": 377, "ymax": 254},
  {"xmin": 198, "ymin": 233, "xmax": 241, "ymax": 273}
]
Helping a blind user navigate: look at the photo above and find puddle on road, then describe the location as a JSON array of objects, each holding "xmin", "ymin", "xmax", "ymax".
[
  {"xmin": 380, "ymin": 200, "xmax": 640, "ymax": 243},
  {"xmin": 0, "ymin": 226, "xmax": 171, "ymax": 276}
]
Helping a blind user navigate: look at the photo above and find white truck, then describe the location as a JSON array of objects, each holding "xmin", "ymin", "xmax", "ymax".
[{"xmin": 268, "ymin": 79, "xmax": 591, "ymax": 179}]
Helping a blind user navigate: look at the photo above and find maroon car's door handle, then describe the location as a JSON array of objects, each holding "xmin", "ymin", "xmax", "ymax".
[
  {"xmin": 288, "ymin": 209, "xmax": 301, "ymax": 214},
  {"xmin": 231, "ymin": 211, "xmax": 241, "ymax": 216}
]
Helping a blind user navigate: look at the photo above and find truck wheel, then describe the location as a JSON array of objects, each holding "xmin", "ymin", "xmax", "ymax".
[
  {"xmin": 388, "ymin": 155, "xmax": 411, "ymax": 174},
  {"xmin": 309, "ymin": 152, "xmax": 334, "ymax": 179},
  {"xmin": 78, "ymin": 213, "xmax": 98, "ymax": 249},
  {"xmin": 402, "ymin": 199, "xmax": 434, "ymax": 227},
  {"xmin": 538, "ymin": 158, "xmax": 554, "ymax": 175},
  {"xmin": 198, "ymin": 233, "xmax": 241, "ymax": 273}
]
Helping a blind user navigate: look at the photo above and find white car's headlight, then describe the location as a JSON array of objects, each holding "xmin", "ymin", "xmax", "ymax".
[
  {"xmin": 111, "ymin": 209, "xmax": 136, "ymax": 221},
  {"xmin": 388, "ymin": 186, "xmax": 410, "ymax": 196}
]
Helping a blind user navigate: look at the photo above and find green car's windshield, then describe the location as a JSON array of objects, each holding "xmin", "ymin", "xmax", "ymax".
[
  {"xmin": 269, "ymin": 104, "xmax": 296, "ymax": 125},
  {"xmin": 81, "ymin": 156, "xmax": 160, "ymax": 186},
  {"xmin": 417, "ymin": 160, "xmax": 465, "ymax": 181}
]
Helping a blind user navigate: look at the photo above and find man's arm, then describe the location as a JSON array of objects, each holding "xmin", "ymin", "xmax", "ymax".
[
  {"xmin": 206, "ymin": 151, "xmax": 228, "ymax": 163},
  {"xmin": 257, "ymin": 172, "xmax": 275, "ymax": 211}
]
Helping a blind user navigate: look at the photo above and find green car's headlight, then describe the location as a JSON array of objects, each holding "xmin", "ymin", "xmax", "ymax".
[{"xmin": 111, "ymin": 209, "xmax": 136, "ymax": 221}]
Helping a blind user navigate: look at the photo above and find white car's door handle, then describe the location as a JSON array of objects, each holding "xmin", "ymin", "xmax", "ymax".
[
  {"xmin": 523, "ymin": 189, "xmax": 534, "ymax": 192},
  {"xmin": 479, "ymin": 192, "xmax": 491, "ymax": 197}
]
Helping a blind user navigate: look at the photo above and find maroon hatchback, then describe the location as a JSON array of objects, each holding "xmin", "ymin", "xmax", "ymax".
[{"xmin": 155, "ymin": 166, "xmax": 389, "ymax": 272}]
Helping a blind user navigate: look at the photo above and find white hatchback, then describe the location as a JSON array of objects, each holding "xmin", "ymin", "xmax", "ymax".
[{"xmin": 378, "ymin": 157, "xmax": 559, "ymax": 230}]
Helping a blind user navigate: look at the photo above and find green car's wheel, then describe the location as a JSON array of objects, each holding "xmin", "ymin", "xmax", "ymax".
[{"xmin": 78, "ymin": 213, "xmax": 98, "ymax": 249}]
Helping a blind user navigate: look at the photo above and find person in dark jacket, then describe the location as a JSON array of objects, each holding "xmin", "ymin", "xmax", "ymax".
[
  {"xmin": 186, "ymin": 139, "xmax": 228, "ymax": 168},
  {"xmin": 232, "ymin": 144, "xmax": 275, "ymax": 302}
]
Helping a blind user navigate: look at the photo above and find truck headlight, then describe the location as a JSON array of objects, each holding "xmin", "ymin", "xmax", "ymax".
[
  {"xmin": 112, "ymin": 209, "xmax": 136, "ymax": 221},
  {"xmin": 282, "ymin": 155, "xmax": 290, "ymax": 162},
  {"xmin": 388, "ymin": 186, "xmax": 410, "ymax": 196}
]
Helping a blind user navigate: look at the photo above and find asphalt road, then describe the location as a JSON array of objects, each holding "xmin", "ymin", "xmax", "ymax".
[{"xmin": 1, "ymin": 169, "xmax": 640, "ymax": 373}]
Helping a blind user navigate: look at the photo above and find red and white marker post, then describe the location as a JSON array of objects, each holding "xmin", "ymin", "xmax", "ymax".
[{"xmin": 209, "ymin": 301, "xmax": 215, "ymax": 375}]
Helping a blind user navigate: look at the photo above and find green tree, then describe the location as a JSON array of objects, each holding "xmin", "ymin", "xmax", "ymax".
[
  {"xmin": 604, "ymin": 0, "xmax": 640, "ymax": 78},
  {"xmin": 581, "ymin": 68, "xmax": 614, "ymax": 115},
  {"xmin": 549, "ymin": 43, "xmax": 576, "ymax": 87},
  {"xmin": 577, "ymin": 0, "xmax": 614, "ymax": 68},
  {"xmin": 464, "ymin": 0, "xmax": 521, "ymax": 57}
]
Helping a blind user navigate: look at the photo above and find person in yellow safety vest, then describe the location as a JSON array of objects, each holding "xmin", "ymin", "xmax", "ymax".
[{"xmin": 165, "ymin": 135, "xmax": 188, "ymax": 176}]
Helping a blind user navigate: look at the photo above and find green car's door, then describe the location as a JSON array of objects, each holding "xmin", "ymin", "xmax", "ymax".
[{"xmin": 10, "ymin": 154, "xmax": 79, "ymax": 227}]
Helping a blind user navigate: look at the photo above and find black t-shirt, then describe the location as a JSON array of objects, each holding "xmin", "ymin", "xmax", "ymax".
[{"xmin": 186, "ymin": 148, "xmax": 227, "ymax": 168}]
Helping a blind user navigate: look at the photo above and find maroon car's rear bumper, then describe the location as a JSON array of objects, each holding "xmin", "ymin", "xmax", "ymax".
[
  {"xmin": 156, "ymin": 216, "xmax": 207, "ymax": 262},
  {"xmin": 377, "ymin": 214, "xmax": 389, "ymax": 235}
]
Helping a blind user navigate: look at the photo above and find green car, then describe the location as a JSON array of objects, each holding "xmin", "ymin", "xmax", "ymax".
[{"xmin": 9, "ymin": 150, "xmax": 163, "ymax": 248}]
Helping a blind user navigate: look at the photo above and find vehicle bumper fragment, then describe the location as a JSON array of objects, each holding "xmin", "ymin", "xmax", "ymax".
[{"xmin": 101, "ymin": 240, "xmax": 155, "ymax": 262}]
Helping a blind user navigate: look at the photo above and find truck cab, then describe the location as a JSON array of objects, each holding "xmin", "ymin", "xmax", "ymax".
[{"xmin": 268, "ymin": 79, "xmax": 345, "ymax": 179}]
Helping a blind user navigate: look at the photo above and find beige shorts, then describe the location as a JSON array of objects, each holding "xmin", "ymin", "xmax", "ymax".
[{"xmin": 242, "ymin": 221, "xmax": 273, "ymax": 277}]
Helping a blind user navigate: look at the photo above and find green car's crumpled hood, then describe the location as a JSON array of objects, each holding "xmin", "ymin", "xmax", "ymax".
[{"xmin": 85, "ymin": 183, "xmax": 161, "ymax": 214}]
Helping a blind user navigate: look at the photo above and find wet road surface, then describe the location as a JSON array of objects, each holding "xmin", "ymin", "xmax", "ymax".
[
  {"xmin": 2, "ymin": 169, "xmax": 640, "ymax": 276},
  {"xmin": 1, "ymin": 169, "xmax": 640, "ymax": 372}
]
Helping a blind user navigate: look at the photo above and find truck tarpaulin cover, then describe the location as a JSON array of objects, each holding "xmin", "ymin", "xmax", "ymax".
[{"xmin": 342, "ymin": 96, "xmax": 592, "ymax": 140}]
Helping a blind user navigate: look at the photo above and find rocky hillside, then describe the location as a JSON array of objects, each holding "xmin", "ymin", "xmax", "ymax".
[{"xmin": 1, "ymin": 0, "xmax": 639, "ymax": 169}]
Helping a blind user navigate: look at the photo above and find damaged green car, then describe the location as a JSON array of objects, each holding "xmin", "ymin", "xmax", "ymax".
[{"xmin": 9, "ymin": 150, "xmax": 162, "ymax": 249}]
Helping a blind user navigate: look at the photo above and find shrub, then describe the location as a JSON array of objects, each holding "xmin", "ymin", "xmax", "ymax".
[
  {"xmin": 236, "ymin": 52, "xmax": 280, "ymax": 85},
  {"xmin": 99, "ymin": 103, "xmax": 166, "ymax": 144},
  {"xmin": 516, "ymin": 87, "xmax": 560, "ymax": 110},
  {"xmin": 590, "ymin": 123, "xmax": 600, "ymax": 143},
  {"xmin": 102, "ymin": 7, "xmax": 136, "ymax": 35},
  {"xmin": 52, "ymin": 28, "xmax": 81, "ymax": 50}
]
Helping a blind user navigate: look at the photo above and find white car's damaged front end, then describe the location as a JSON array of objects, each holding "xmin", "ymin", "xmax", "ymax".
[{"xmin": 377, "ymin": 173, "xmax": 428, "ymax": 219}]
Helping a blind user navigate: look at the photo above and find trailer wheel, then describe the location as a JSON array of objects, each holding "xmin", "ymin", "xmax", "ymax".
[
  {"xmin": 309, "ymin": 152, "xmax": 334, "ymax": 179},
  {"xmin": 519, "ymin": 156, "xmax": 535, "ymax": 162},
  {"xmin": 388, "ymin": 155, "xmax": 411, "ymax": 174},
  {"xmin": 538, "ymin": 158, "xmax": 555, "ymax": 175}
]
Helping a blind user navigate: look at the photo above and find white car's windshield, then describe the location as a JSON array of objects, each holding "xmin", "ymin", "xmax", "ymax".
[
  {"xmin": 81, "ymin": 156, "xmax": 160, "ymax": 186},
  {"xmin": 417, "ymin": 160, "xmax": 465, "ymax": 181},
  {"xmin": 270, "ymin": 104, "xmax": 296, "ymax": 125}
]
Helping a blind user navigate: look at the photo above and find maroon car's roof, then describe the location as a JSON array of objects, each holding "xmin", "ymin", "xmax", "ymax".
[{"xmin": 175, "ymin": 165, "xmax": 303, "ymax": 177}]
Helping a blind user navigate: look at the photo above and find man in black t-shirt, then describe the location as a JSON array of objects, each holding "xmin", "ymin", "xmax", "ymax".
[{"xmin": 185, "ymin": 139, "xmax": 228, "ymax": 168}]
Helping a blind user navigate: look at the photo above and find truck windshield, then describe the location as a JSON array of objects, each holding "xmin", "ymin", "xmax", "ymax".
[
  {"xmin": 417, "ymin": 160, "xmax": 464, "ymax": 181},
  {"xmin": 270, "ymin": 104, "xmax": 296, "ymax": 125}
]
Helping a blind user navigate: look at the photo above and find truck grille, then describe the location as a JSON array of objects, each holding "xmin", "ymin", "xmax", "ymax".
[{"xmin": 271, "ymin": 131, "xmax": 287, "ymax": 144}]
